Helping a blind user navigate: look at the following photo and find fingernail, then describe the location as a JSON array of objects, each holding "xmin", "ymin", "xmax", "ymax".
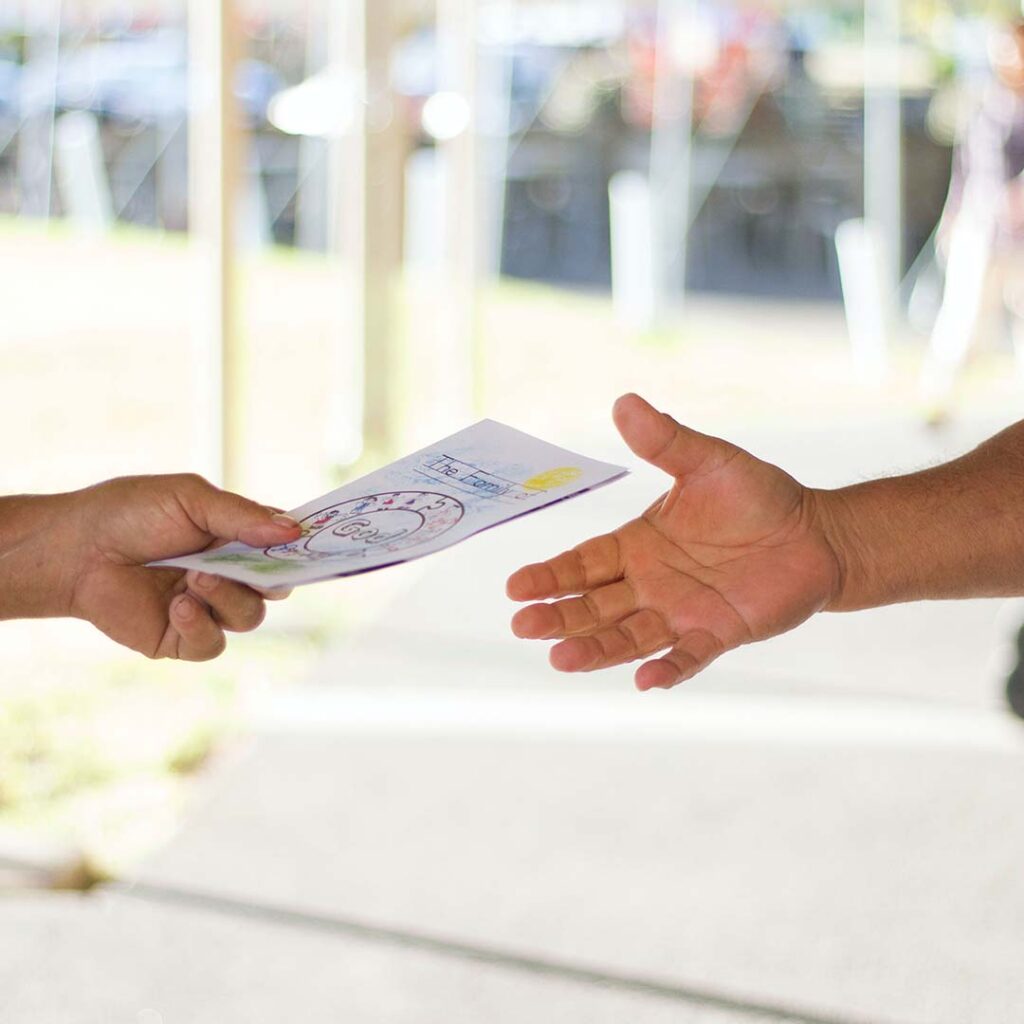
[
  {"xmin": 193, "ymin": 572, "xmax": 217, "ymax": 592},
  {"xmin": 174, "ymin": 595, "xmax": 196, "ymax": 621},
  {"xmin": 271, "ymin": 513, "xmax": 300, "ymax": 529}
]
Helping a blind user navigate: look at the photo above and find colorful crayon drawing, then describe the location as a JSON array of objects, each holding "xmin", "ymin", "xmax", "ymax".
[
  {"xmin": 202, "ymin": 552, "xmax": 303, "ymax": 575},
  {"xmin": 417, "ymin": 453, "xmax": 540, "ymax": 503},
  {"xmin": 264, "ymin": 491, "xmax": 465, "ymax": 564},
  {"xmin": 524, "ymin": 466, "xmax": 583, "ymax": 490}
]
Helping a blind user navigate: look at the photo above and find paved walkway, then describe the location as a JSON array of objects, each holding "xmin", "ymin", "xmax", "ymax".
[{"xmin": 7, "ymin": 415, "xmax": 1024, "ymax": 1024}]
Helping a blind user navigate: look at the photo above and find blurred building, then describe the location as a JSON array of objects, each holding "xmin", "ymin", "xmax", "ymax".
[{"xmin": 0, "ymin": 0, "xmax": 991, "ymax": 302}]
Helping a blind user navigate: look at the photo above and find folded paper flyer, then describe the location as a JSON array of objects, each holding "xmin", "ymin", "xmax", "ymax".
[{"xmin": 152, "ymin": 420, "xmax": 627, "ymax": 589}]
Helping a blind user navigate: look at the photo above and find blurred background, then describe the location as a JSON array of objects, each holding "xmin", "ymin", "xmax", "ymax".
[{"xmin": 7, "ymin": 2, "xmax": 1024, "ymax": 1022}]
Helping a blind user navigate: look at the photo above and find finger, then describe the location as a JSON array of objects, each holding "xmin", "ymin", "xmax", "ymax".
[
  {"xmin": 549, "ymin": 609, "xmax": 672, "ymax": 673},
  {"xmin": 170, "ymin": 593, "xmax": 227, "ymax": 662},
  {"xmin": 203, "ymin": 571, "xmax": 293, "ymax": 602},
  {"xmin": 635, "ymin": 629, "xmax": 725, "ymax": 691},
  {"xmin": 507, "ymin": 533, "xmax": 623, "ymax": 602},
  {"xmin": 186, "ymin": 572, "xmax": 266, "ymax": 633},
  {"xmin": 511, "ymin": 580, "xmax": 637, "ymax": 639},
  {"xmin": 176, "ymin": 476, "xmax": 303, "ymax": 547},
  {"xmin": 612, "ymin": 393, "xmax": 741, "ymax": 480}
]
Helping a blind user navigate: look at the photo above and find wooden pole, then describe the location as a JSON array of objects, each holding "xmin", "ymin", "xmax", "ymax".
[
  {"xmin": 188, "ymin": 0, "xmax": 243, "ymax": 488},
  {"xmin": 326, "ymin": 0, "xmax": 404, "ymax": 466},
  {"xmin": 17, "ymin": 0, "xmax": 62, "ymax": 219},
  {"xmin": 864, "ymin": 0, "xmax": 903, "ymax": 307},
  {"xmin": 295, "ymin": 0, "xmax": 329, "ymax": 252},
  {"xmin": 436, "ymin": 0, "xmax": 480, "ymax": 426},
  {"xmin": 649, "ymin": 0, "xmax": 696, "ymax": 325}
]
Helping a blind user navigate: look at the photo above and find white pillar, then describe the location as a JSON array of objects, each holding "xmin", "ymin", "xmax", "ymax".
[
  {"xmin": 54, "ymin": 110, "xmax": 113, "ymax": 232},
  {"xmin": 326, "ymin": 0, "xmax": 404, "ymax": 465},
  {"xmin": 477, "ymin": 0, "xmax": 515, "ymax": 280},
  {"xmin": 295, "ymin": 0, "xmax": 330, "ymax": 252},
  {"xmin": 609, "ymin": 170, "xmax": 657, "ymax": 329},
  {"xmin": 436, "ymin": 0, "xmax": 481, "ymax": 427},
  {"xmin": 864, "ymin": 0, "xmax": 903, "ymax": 308},
  {"xmin": 835, "ymin": 218, "xmax": 891, "ymax": 383},
  {"xmin": 188, "ymin": 0, "xmax": 243, "ymax": 488},
  {"xmin": 17, "ymin": 0, "xmax": 62, "ymax": 219},
  {"xmin": 649, "ymin": 0, "xmax": 696, "ymax": 325}
]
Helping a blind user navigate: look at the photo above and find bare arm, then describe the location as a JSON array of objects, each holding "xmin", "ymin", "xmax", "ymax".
[
  {"xmin": 0, "ymin": 476, "xmax": 302, "ymax": 661},
  {"xmin": 0, "ymin": 493, "xmax": 79, "ymax": 620},
  {"xmin": 823, "ymin": 420, "xmax": 1024, "ymax": 609}
]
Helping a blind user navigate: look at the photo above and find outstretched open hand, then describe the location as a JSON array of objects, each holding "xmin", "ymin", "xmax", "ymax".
[
  {"xmin": 67, "ymin": 475, "xmax": 302, "ymax": 661},
  {"xmin": 507, "ymin": 395, "xmax": 842, "ymax": 690}
]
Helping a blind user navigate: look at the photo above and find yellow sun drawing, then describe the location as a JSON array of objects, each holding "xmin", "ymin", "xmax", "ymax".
[{"xmin": 523, "ymin": 466, "xmax": 583, "ymax": 491}]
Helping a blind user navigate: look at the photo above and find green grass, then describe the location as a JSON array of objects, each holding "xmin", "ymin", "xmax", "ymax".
[{"xmin": 0, "ymin": 622, "xmax": 326, "ymax": 878}]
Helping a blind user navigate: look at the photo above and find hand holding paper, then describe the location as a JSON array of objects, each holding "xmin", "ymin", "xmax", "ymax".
[
  {"xmin": 154, "ymin": 420, "xmax": 627, "ymax": 589},
  {"xmin": 0, "ymin": 422, "xmax": 623, "ymax": 663},
  {"xmin": 0, "ymin": 475, "xmax": 302, "ymax": 661}
]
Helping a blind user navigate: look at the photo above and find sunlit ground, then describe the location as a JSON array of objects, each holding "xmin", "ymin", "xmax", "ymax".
[{"xmin": 2, "ymin": 218, "xmax": 1021, "ymax": 874}]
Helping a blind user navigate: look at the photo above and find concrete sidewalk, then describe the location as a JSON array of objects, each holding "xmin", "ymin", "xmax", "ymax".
[
  {"xmin": 3, "ymin": 892, "xmax": 765, "ymax": 1024},
  {"xmin": 7, "ymin": 414, "xmax": 1024, "ymax": 1024}
]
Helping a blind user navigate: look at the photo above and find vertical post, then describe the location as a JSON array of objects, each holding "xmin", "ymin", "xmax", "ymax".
[
  {"xmin": 649, "ymin": 0, "xmax": 696, "ymax": 325},
  {"xmin": 295, "ymin": 0, "xmax": 329, "ymax": 252},
  {"xmin": 610, "ymin": 170, "xmax": 657, "ymax": 328},
  {"xmin": 476, "ymin": 0, "xmax": 513, "ymax": 280},
  {"xmin": 436, "ymin": 0, "xmax": 481, "ymax": 425},
  {"xmin": 54, "ymin": 111, "xmax": 113, "ymax": 232},
  {"xmin": 864, "ymin": 0, "xmax": 903, "ymax": 307},
  {"xmin": 327, "ymin": 0, "xmax": 403, "ymax": 465},
  {"xmin": 188, "ymin": 0, "xmax": 243, "ymax": 488},
  {"xmin": 17, "ymin": 0, "xmax": 62, "ymax": 219}
]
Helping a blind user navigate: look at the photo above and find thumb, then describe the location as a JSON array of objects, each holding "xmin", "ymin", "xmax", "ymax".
[
  {"xmin": 178, "ymin": 476, "xmax": 303, "ymax": 547},
  {"xmin": 612, "ymin": 394, "xmax": 740, "ymax": 480}
]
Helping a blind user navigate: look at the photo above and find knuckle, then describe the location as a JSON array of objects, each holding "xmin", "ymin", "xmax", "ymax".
[
  {"xmin": 579, "ymin": 593, "xmax": 602, "ymax": 629},
  {"xmin": 617, "ymin": 618, "xmax": 643, "ymax": 651},
  {"xmin": 685, "ymin": 628, "xmax": 724, "ymax": 662},
  {"xmin": 570, "ymin": 548, "xmax": 588, "ymax": 584},
  {"xmin": 186, "ymin": 570, "xmax": 214, "ymax": 594},
  {"xmin": 595, "ymin": 629, "xmax": 620, "ymax": 661},
  {"xmin": 570, "ymin": 638, "xmax": 596, "ymax": 670},
  {"xmin": 213, "ymin": 591, "xmax": 266, "ymax": 634},
  {"xmin": 238, "ymin": 601, "xmax": 266, "ymax": 633},
  {"xmin": 197, "ymin": 634, "xmax": 228, "ymax": 661},
  {"xmin": 175, "ymin": 472, "xmax": 211, "ymax": 495},
  {"xmin": 619, "ymin": 612, "xmax": 666, "ymax": 662}
]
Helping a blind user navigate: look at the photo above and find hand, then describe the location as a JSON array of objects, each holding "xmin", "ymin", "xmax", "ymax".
[
  {"xmin": 507, "ymin": 395, "xmax": 843, "ymax": 690},
  {"xmin": 62, "ymin": 475, "xmax": 302, "ymax": 661}
]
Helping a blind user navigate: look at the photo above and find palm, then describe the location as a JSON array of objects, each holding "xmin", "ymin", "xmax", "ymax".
[
  {"xmin": 618, "ymin": 451, "xmax": 836, "ymax": 650},
  {"xmin": 76, "ymin": 552, "xmax": 203, "ymax": 659},
  {"xmin": 509, "ymin": 396, "xmax": 840, "ymax": 689}
]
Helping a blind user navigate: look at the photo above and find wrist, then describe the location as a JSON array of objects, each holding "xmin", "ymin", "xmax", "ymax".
[
  {"xmin": 812, "ymin": 460, "xmax": 996, "ymax": 612},
  {"xmin": 0, "ymin": 492, "xmax": 84, "ymax": 621},
  {"xmin": 810, "ymin": 480, "xmax": 902, "ymax": 613}
]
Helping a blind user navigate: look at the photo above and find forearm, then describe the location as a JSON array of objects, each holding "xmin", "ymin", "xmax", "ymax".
[
  {"xmin": 821, "ymin": 422, "xmax": 1024, "ymax": 611},
  {"xmin": 0, "ymin": 493, "xmax": 79, "ymax": 620}
]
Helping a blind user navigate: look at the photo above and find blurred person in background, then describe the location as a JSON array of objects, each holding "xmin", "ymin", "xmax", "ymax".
[
  {"xmin": 0, "ymin": 475, "xmax": 300, "ymax": 662},
  {"xmin": 920, "ymin": 18, "xmax": 1024, "ymax": 425},
  {"xmin": 510, "ymin": 394, "xmax": 1024, "ymax": 694}
]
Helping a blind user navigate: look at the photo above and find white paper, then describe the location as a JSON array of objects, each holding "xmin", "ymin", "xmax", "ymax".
[{"xmin": 152, "ymin": 420, "xmax": 627, "ymax": 589}]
